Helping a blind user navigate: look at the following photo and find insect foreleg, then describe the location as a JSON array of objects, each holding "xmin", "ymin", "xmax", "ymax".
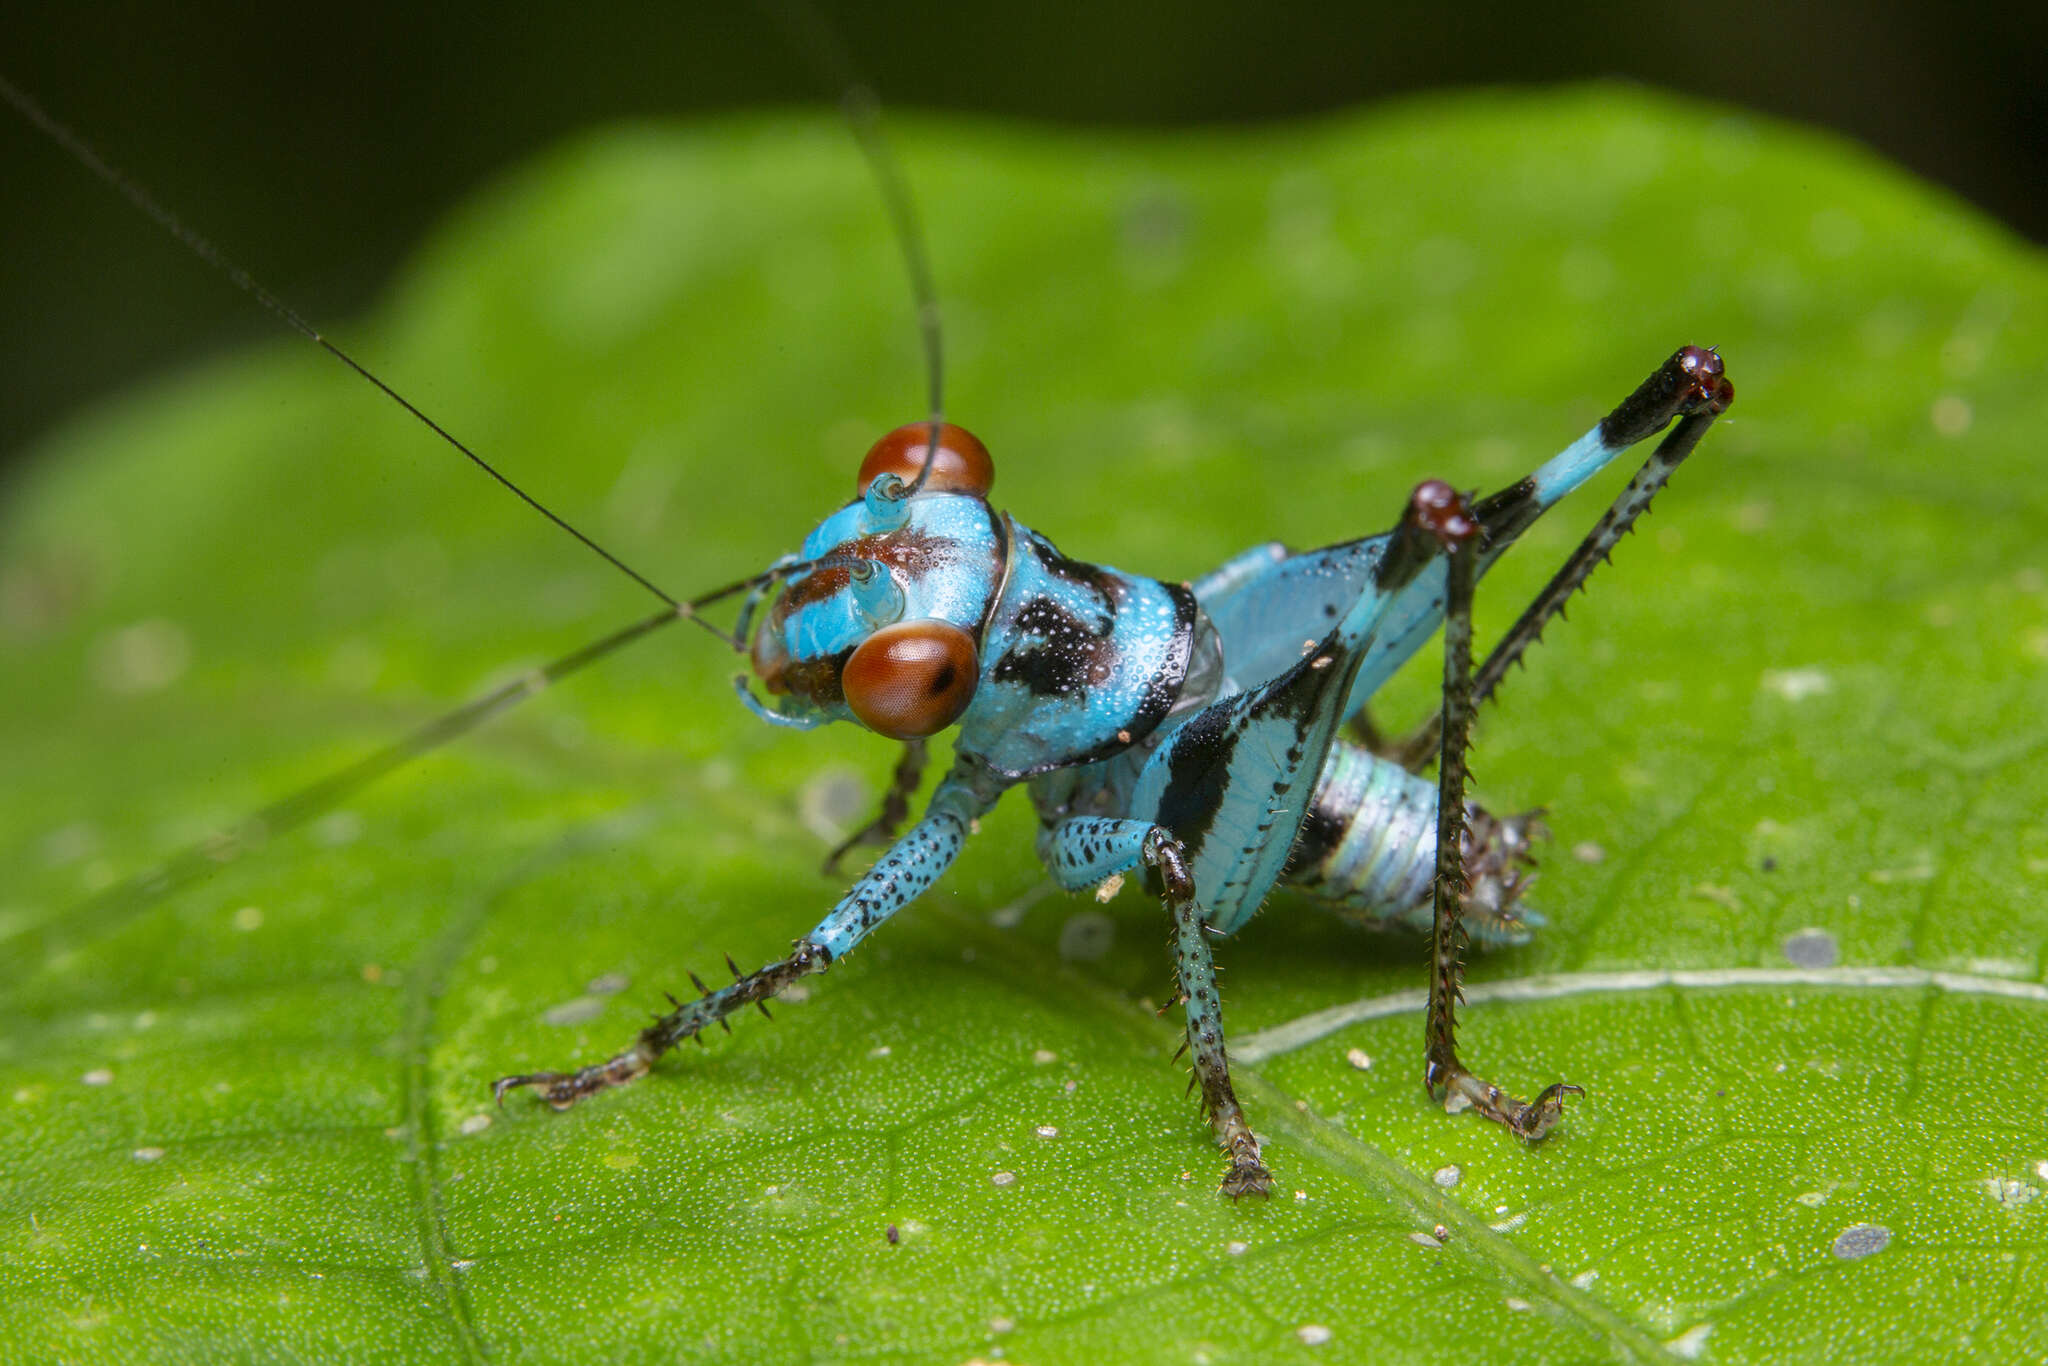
[
  {"xmin": 1422, "ymin": 510, "xmax": 1582, "ymax": 1139},
  {"xmin": 495, "ymin": 777, "xmax": 988, "ymax": 1111},
  {"xmin": 1040, "ymin": 818, "xmax": 1273, "ymax": 1197}
]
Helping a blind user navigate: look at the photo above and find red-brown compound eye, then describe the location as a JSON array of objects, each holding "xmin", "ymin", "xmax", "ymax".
[
  {"xmin": 857, "ymin": 422, "xmax": 995, "ymax": 497},
  {"xmin": 842, "ymin": 620, "xmax": 980, "ymax": 739}
]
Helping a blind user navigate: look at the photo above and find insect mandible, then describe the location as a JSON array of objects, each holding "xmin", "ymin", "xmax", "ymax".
[{"xmin": 4, "ymin": 65, "xmax": 1732, "ymax": 1199}]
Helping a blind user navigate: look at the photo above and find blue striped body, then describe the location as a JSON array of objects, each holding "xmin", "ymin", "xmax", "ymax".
[{"xmin": 738, "ymin": 413, "xmax": 1638, "ymax": 956}]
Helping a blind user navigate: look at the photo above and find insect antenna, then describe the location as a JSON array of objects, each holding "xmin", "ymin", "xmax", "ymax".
[
  {"xmin": 762, "ymin": 0, "xmax": 949, "ymax": 494},
  {"xmin": 7, "ymin": 13, "xmax": 954, "ymax": 955},
  {"xmin": 15, "ymin": 549, "xmax": 846, "ymax": 968},
  {"xmin": 0, "ymin": 74, "xmax": 690, "ymax": 619}
]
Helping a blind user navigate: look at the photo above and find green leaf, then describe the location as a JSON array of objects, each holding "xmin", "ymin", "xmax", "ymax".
[{"xmin": 5, "ymin": 87, "xmax": 2045, "ymax": 1363}]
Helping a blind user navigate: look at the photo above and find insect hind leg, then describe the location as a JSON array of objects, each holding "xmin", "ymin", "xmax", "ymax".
[
  {"xmin": 1041, "ymin": 818, "xmax": 1273, "ymax": 1198},
  {"xmin": 1355, "ymin": 345, "xmax": 1736, "ymax": 769},
  {"xmin": 1421, "ymin": 494, "xmax": 1581, "ymax": 1139}
]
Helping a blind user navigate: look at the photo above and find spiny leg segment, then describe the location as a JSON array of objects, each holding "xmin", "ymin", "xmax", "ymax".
[
  {"xmin": 1153, "ymin": 832, "xmax": 1273, "ymax": 1198},
  {"xmin": 1361, "ymin": 346, "xmax": 1736, "ymax": 771},
  {"xmin": 493, "ymin": 942, "xmax": 828, "ymax": 1108},
  {"xmin": 1042, "ymin": 818, "xmax": 1273, "ymax": 1197},
  {"xmin": 1420, "ymin": 493, "xmax": 1581, "ymax": 1136},
  {"xmin": 496, "ymin": 778, "xmax": 983, "ymax": 1110},
  {"xmin": 1417, "ymin": 346, "xmax": 1732, "ymax": 1136}
]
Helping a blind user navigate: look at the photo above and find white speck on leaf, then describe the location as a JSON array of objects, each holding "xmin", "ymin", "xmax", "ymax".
[
  {"xmin": 1666, "ymin": 1324, "xmax": 1713, "ymax": 1359},
  {"xmin": 1296, "ymin": 1324, "xmax": 1332, "ymax": 1346},
  {"xmin": 1831, "ymin": 1223, "xmax": 1890, "ymax": 1259},
  {"xmin": 1930, "ymin": 394, "xmax": 1972, "ymax": 437},
  {"xmin": 90, "ymin": 618, "xmax": 190, "ymax": 695},
  {"xmin": 1781, "ymin": 928, "xmax": 1838, "ymax": 968},
  {"xmin": 1762, "ymin": 667, "xmax": 1831, "ymax": 701},
  {"xmin": 1345, "ymin": 1047, "xmax": 1373, "ymax": 1070},
  {"xmin": 82, "ymin": 1069, "xmax": 112, "ymax": 1086}
]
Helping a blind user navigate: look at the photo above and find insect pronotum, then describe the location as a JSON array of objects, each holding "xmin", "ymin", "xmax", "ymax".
[{"xmin": 3, "ymin": 49, "xmax": 1730, "ymax": 1198}]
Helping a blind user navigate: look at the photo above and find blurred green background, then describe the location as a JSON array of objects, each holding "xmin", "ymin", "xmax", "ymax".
[{"xmin": 1, "ymin": 1, "xmax": 2042, "ymax": 486}]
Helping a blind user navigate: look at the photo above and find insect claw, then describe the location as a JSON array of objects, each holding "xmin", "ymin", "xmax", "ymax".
[
  {"xmin": 725, "ymin": 952, "xmax": 744, "ymax": 980},
  {"xmin": 717, "ymin": 1016, "xmax": 732, "ymax": 1034},
  {"xmin": 688, "ymin": 969, "xmax": 712, "ymax": 997},
  {"xmin": 664, "ymin": 990, "xmax": 683, "ymax": 1010},
  {"xmin": 755, "ymin": 1000, "xmax": 774, "ymax": 1020}
]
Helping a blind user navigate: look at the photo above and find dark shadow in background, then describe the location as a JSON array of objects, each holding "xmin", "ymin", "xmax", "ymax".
[{"xmin": 2, "ymin": 2, "xmax": 2041, "ymax": 481}]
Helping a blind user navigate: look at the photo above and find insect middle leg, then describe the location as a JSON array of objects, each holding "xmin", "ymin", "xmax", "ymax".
[{"xmin": 1042, "ymin": 817, "xmax": 1274, "ymax": 1198}]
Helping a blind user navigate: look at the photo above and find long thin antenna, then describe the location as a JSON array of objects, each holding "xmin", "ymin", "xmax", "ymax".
[
  {"xmin": 10, "ymin": 604, "xmax": 680, "ymax": 976},
  {"xmin": 0, "ymin": 74, "xmax": 684, "ymax": 612},
  {"xmin": 760, "ymin": 0, "xmax": 948, "ymax": 493},
  {"xmin": 12, "ymin": 547, "xmax": 849, "ymax": 975}
]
